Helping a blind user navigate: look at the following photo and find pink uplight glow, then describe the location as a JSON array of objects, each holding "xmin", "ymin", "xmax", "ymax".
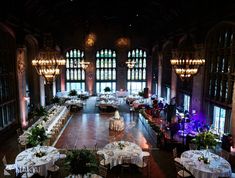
[{"xmin": 21, "ymin": 99, "xmax": 27, "ymax": 127}]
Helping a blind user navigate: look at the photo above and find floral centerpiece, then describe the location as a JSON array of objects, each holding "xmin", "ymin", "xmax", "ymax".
[
  {"xmin": 35, "ymin": 151, "xmax": 46, "ymax": 158},
  {"xmin": 192, "ymin": 130, "xmax": 219, "ymax": 164},
  {"xmin": 69, "ymin": 89, "xmax": 77, "ymax": 96},
  {"xmin": 104, "ymin": 87, "xmax": 111, "ymax": 92},
  {"xmin": 192, "ymin": 130, "xmax": 219, "ymax": 150},
  {"xmin": 27, "ymin": 124, "xmax": 48, "ymax": 147},
  {"xmin": 118, "ymin": 142, "xmax": 125, "ymax": 150}
]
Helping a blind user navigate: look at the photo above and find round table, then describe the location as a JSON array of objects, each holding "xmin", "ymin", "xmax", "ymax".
[
  {"xmin": 15, "ymin": 146, "xmax": 60, "ymax": 177},
  {"xmin": 109, "ymin": 118, "xmax": 125, "ymax": 131},
  {"xmin": 65, "ymin": 173, "xmax": 102, "ymax": 178},
  {"xmin": 97, "ymin": 141, "xmax": 148, "ymax": 168},
  {"xmin": 181, "ymin": 150, "xmax": 232, "ymax": 178}
]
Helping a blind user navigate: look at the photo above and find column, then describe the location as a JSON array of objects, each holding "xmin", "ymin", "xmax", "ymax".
[
  {"xmin": 231, "ymin": 82, "xmax": 235, "ymax": 144},
  {"xmin": 171, "ymin": 69, "xmax": 177, "ymax": 98},
  {"xmin": 16, "ymin": 47, "xmax": 27, "ymax": 128},
  {"xmin": 40, "ymin": 76, "xmax": 45, "ymax": 106},
  {"xmin": 191, "ymin": 44, "xmax": 205, "ymax": 113},
  {"xmin": 157, "ymin": 53, "xmax": 163, "ymax": 97}
]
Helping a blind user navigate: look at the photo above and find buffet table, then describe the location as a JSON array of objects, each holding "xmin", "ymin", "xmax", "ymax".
[
  {"xmin": 97, "ymin": 141, "xmax": 149, "ymax": 168},
  {"xmin": 15, "ymin": 146, "xmax": 60, "ymax": 177},
  {"xmin": 18, "ymin": 105, "xmax": 69, "ymax": 146},
  {"xmin": 181, "ymin": 150, "xmax": 232, "ymax": 178}
]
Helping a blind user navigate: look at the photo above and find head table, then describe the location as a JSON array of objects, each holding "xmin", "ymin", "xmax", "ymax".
[
  {"xmin": 181, "ymin": 150, "xmax": 232, "ymax": 178},
  {"xmin": 97, "ymin": 141, "xmax": 149, "ymax": 169},
  {"xmin": 15, "ymin": 146, "xmax": 60, "ymax": 177}
]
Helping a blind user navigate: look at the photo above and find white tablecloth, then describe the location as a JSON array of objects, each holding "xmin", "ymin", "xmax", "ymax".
[
  {"xmin": 15, "ymin": 146, "xmax": 60, "ymax": 177},
  {"xmin": 109, "ymin": 118, "xmax": 125, "ymax": 131},
  {"xmin": 65, "ymin": 99, "xmax": 84, "ymax": 107},
  {"xmin": 98, "ymin": 100, "xmax": 119, "ymax": 108},
  {"xmin": 97, "ymin": 141, "xmax": 148, "ymax": 168},
  {"xmin": 181, "ymin": 150, "xmax": 232, "ymax": 178}
]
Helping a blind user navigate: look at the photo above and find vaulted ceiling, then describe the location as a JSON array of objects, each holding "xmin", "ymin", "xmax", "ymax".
[{"xmin": 0, "ymin": 0, "xmax": 234, "ymax": 46}]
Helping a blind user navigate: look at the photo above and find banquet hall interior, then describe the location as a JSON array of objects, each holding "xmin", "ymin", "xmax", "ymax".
[{"xmin": 1, "ymin": 0, "xmax": 235, "ymax": 178}]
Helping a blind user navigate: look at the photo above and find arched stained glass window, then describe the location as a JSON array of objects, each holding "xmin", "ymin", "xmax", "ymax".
[
  {"xmin": 127, "ymin": 49, "xmax": 147, "ymax": 94},
  {"xmin": 65, "ymin": 49, "xmax": 86, "ymax": 92},
  {"xmin": 96, "ymin": 49, "xmax": 116, "ymax": 93}
]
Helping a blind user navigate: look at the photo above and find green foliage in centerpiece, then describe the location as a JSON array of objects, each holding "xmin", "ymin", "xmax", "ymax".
[
  {"xmin": 27, "ymin": 124, "xmax": 48, "ymax": 147},
  {"xmin": 69, "ymin": 89, "xmax": 78, "ymax": 96},
  {"xmin": 138, "ymin": 91, "xmax": 144, "ymax": 97},
  {"xmin": 52, "ymin": 96, "xmax": 60, "ymax": 104},
  {"xmin": 34, "ymin": 106, "xmax": 48, "ymax": 117},
  {"xmin": 192, "ymin": 131, "xmax": 219, "ymax": 149},
  {"xmin": 65, "ymin": 149, "xmax": 98, "ymax": 175},
  {"xmin": 104, "ymin": 87, "xmax": 111, "ymax": 92}
]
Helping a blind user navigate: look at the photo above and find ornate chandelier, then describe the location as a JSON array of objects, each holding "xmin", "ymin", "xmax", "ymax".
[
  {"xmin": 79, "ymin": 60, "xmax": 90, "ymax": 70},
  {"xmin": 32, "ymin": 48, "xmax": 65, "ymax": 83},
  {"xmin": 126, "ymin": 60, "xmax": 136, "ymax": 69},
  {"xmin": 170, "ymin": 58, "xmax": 205, "ymax": 78}
]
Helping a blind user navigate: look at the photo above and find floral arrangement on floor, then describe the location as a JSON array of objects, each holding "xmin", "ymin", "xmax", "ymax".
[
  {"xmin": 65, "ymin": 149, "xmax": 98, "ymax": 175},
  {"xmin": 192, "ymin": 130, "xmax": 219, "ymax": 150},
  {"xmin": 27, "ymin": 124, "xmax": 48, "ymax": 147},
  {"xmin": 118, "ymin": 142, "xmax": 125, "ymax": 150}
]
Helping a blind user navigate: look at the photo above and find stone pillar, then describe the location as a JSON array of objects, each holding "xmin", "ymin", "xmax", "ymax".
[
  {"xmin": 53, "ymin": 80, "xmax": 56, "ymax": 97},
  {"xmin": 231, "ymin": 82, "xmax": 235, "ymax": 144},
  {"xmin": 85, "ymin": 48, "xmax": 95, "ymax": 95},
  {"xmin": 40, "ymin": 76, "xmax": 45, "ymax": 106},
  {"xmin": 116, "ymin": 49, "xmax": 127, "ymax": 91},
  {"xmin": 171, "ymin": 70, "xmax": 177, "ymax": 98},
  {"xmin": 16, "ymin": 48, "xmax": 27, "ymax": 128},
  {"xmin": 191, "ymin": 44, "xmax": 205, "ymax": 114},
  {"xmin": 157, "ymin": 53, "xmax": 163, "ymax": 97},
  {"xmin": 147, "ymin": 56, "xmax": 153, "ymax": 95},
  {"xmin": 171, "ymin": 49, "xmax": 178, "ymax": 99},
  {"xmin": 60, "ymin": 67, "xmax": 65, "ymax": 92}
]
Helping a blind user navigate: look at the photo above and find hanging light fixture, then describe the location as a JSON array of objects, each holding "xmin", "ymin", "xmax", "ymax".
[
  {"xmin": 170, "ymin": 49, "xmax": 205, "ymax": 79},
  {"xmin": 79, "ymin": 60, "xmax": 90, "ymax": 70},
  {"xmin": 170, "ymin": 58, "xmax": 205, "ymax": 78},
  {"xmin": 32, "ymin": 34, "xmax": 65, "ymax": 83},
  {"xmin": 32, "ymin": 48, "xmax": 65, "ymax": 83},
  {"xmin": 126, "ymin": 59, "xmax": 136, "ymax": 69}
]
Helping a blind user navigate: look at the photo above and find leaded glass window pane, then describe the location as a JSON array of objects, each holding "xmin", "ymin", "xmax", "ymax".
[
  {"xmin": 65, "ymin": 49, "xmax": 86, "ymax": 92},
  {"xmin": 96, "ymin": 49, "xmax": 117, "ymax": 93}
]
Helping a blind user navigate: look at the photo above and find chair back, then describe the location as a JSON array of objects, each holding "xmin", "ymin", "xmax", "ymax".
[
  {"xmin": 2, "ymin": 155, "xmax": 7, "ymax": 166},
  {"xmin": 189, "ymin": 143, "xmax": 197, "ymax": 150},
  {"xmin": 122, "ymin": 156, "xmax": 132, "ymax": 164},
  {"xmin": 143, "ymin": 155, "xmax": 150, "ymax": 167},
  {"xmin": 174, "ymin": 161, "xmax": 192, "ymax": 177},
  {"xmin": 16, "ymin": 128, "xmax": 22, "ymax": 137},
  {"xmin": 99, "ymin": 165, "xmax": 108, "ymax": 178},
  {"xmin": 220, "ymin": 150, "xmax": 230, "ymax": 161},
  {"xmin": 98, "ymin": 153, "xmax": 107, "ymax": 166},
  {"xmin": 172, "ymin": 147, "xmax": 178, "ymax": 158}
]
